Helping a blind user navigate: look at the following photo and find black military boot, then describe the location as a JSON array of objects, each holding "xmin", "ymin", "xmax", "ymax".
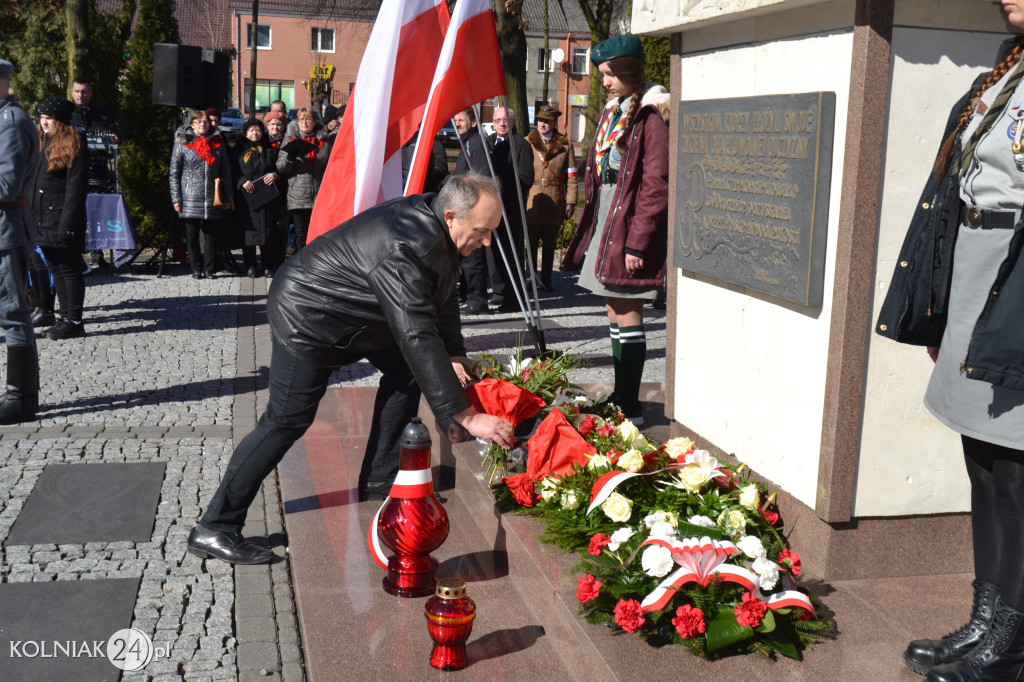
[
  {"xmin": 905, "ymin": 581, "xmax": 1001, "ymax": 674},
  {"xmin": 30, "ymin": 270, "xmax": 54, "ymax": 327},
  {"xmin": 0, "ymin": 345, "xmax": 38, "ymax": 425},
  {"xmin": 927, "ymin": 596, "xmax": 1024, "ymax": 682}
]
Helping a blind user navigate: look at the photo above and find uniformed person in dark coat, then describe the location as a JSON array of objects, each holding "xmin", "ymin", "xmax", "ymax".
[{"xmin": 0, "ymin": 59, "xmax": 42, "ymax": 424}]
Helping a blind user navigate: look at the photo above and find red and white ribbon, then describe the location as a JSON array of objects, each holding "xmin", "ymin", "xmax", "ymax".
[
  {"xmin": 634, "ymin": 536, "xmax": 815, "ymax": 617},
  {"xmin": 366, "ymin": 468, "xmax": 436, "ymax": 570}
]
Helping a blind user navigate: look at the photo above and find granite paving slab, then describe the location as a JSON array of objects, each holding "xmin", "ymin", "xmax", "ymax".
[
  {"xmin": 0, "ymin": 577, "xmax": 140, "ymax": 682},
  {"xmin": 6, "ymin": 462, "xmax": 165, "ymax": 546}
]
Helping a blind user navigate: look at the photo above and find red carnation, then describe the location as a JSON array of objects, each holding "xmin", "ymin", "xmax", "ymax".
[
  {"xmin": 734, "ymin": 592, "xmax": 769, "ymax": 628},
  {"xmin": 588, "ymin": 533, "xmax": 611, "ymax": 556},
  {"xmin": 597, "ymin": 423, "xmax": 616, "ymax": 438},
  {"xmin": 671, "ymin": 604, "xmax": 706, "ymax": 639},
  {"xmin": 576, "ymin": 574, "xmax": 602, "ymax": 603},
  {"xmin": 578, "ymin": 415, "xmax": 597, "ymax": 437},
  {"xmin": 606, "ymin": 448, "xmax": 621, "ymax": 465},
  {"xmin": 613, "ymin": 599, "xmax": 645, "ymax": 633},
  {"xmin": 778, "ymin": 548, "xmax": 801, "ymax": 576}
]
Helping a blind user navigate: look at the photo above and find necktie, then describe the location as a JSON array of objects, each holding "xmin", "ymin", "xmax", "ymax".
[{"xmin": 959, "ymin": 59, "xmax": 1024, "ymax": 174}]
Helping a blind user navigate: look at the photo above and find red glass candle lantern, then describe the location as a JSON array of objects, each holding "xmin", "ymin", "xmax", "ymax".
[
  {"xmin": 377, "ymin": 417, "xmax": 449, "ymax": 597},
  {"xmin": 425, "ymin": 578, "xmax": 476, "ymax": 670}
]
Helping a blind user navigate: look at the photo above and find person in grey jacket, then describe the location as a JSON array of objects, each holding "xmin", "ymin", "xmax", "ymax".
[
  {"xmin": 0, "ymin": 59, "xmax": 42, "ymax": 424},
  {"xmin": 170, "ymin": 110, "xmax": 232, "ymax": 278},
  {"xmin": 186, "ymin": 174, "xmax": 514, "ymax": 565},
  {"xmin": 879, "ymin": 12, "xmax": 1024, "ymax": 678},
  {"xmin": 276, "ymin": 108, "xmax": 328, "ymax": 252}
]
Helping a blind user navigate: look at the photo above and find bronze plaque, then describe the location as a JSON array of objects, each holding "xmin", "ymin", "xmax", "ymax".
[{"xmin": 674, "ymin": 92, "xmax": 836, "ymax": 307}]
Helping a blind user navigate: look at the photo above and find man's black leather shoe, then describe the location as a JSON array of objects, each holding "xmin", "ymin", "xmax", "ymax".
[
  {"xmin": 358, "ymin": 480, "xmax": 391, "ymax": 501},
  {"xmin": 459, "ymin": 301, "xmax": 488, "ymax": 315},
  {"xmin": 187, "ymin": 525, "xmax": 273, "ymax": 564}
]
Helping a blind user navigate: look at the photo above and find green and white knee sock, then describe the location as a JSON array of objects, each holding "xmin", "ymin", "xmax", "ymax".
[{"xmin": 616, "ymin": 324, "xmax": 646, "ymax": 408}]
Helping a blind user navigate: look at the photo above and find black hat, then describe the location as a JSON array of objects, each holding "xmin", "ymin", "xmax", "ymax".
[
  {"xmin": 590, "ymin": 35, "xmax": 645, "ymax": 66},
  {"xmin": 0, "ymin": 59, "xmax": 14, "ymax": 80},
  {"xmin": 323, "ymin": 104, "xmax": 340, "ymax": 124},
  {"xmin": 38, "ymin": 96, "xmax": 74, "ymax": 125},
  {"xmin": 242, "ymin": 118, "xmax": 265, "ymax": 135}
]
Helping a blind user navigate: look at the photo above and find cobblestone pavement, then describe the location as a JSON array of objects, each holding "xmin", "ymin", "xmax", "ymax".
[{"xmin": 0, "ymin": 261, "xmax": 665, "ymax": 681}]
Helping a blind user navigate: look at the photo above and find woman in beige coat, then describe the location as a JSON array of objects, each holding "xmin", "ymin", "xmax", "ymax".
[{"xmin": 525, "ymin": 105, "xmax": 577, "ymax": 291}]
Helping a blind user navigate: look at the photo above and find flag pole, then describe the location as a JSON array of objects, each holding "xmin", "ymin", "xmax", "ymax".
[{"xmin": 468, "ymin": 103, "xmax": 546, "ymax": 354}]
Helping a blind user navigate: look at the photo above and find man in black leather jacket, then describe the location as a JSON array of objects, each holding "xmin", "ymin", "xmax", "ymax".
[{"xmin": 188, "ymin": 173, "xmax": 515, "ymax": 564}]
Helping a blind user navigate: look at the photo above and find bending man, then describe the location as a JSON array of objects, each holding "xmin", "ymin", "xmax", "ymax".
[{"xmin": 189, "ymin": 173, "xmax": 513, "ymax": 564}]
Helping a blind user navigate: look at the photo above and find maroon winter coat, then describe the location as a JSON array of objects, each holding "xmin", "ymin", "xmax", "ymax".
[{"xmin": 563, "ymin": 85, "xmax": 670, "ymax": 287}]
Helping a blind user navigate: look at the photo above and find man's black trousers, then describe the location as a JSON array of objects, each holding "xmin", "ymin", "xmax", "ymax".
[{"xmin": 200, "ymin": 335, "xmax": 421, "ymax": 533}]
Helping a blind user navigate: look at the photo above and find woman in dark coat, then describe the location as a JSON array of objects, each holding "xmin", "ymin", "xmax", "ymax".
[
  {"xmin": 276, "ymin": 108, "xmax": 329, "ymax": 252},
  {"xmin": 236, "ymin": 119, "xmax": 281, "ymax": 277},
  {"xmin": 169, "ymin": 110, "xmax": 232, "ymax": 278},
  {"xmin": 262, "ymin": 111, "xmax": 289, "ymax": 273},
  {"xmin": 29, "ymin": 96, "xmax": 88, "ymax": 340},
  {"xmin": 563, "ymin": 35, "xmax": 670, "ymax": 425}
]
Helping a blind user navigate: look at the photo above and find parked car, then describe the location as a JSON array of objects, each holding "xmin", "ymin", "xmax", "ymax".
[
  {"xmin": 435, "ymin": 122, "xmax": 459, "ymax": 147},
  {"xmin": 218, "ymin": 107, "xmax": 245, "ymax": 140}
]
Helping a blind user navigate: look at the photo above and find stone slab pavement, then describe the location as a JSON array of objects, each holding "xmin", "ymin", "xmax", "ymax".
[{"xmin": 0, "ymin": 260, "xmax": 664, "ymax": 681}]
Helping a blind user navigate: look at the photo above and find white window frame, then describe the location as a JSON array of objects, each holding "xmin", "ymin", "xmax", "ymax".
[
  {"xmin": 311, "ymin": 27, "xmax": 335, "ymax": 53},
  {"xmin": 571, "ymin": 47, "xmax": 590, "ymax": 75},
  {"xmin": 247, "ymin": 23, "xmax": 272, "ymax": 50},
  {"xmin": 536, "ymin": 48, "xmax": 547, "ymax": 73}
]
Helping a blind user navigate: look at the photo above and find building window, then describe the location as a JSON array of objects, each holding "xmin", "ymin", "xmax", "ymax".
[
  {"xmin": 247, "ymin": 23, "xmax": 271, "ymax": 50},
  {"xmin": 571, "ymin": 47, "xmax": 589, "ymax": 75},
  {"xmin": 311, "ymin": 27, "xmax": 335, "ymax": 53},
  {"xmin": 243, "ymin": 79, "xmax": 295, "ymax": 110},
  {"xmin": 536, "ymin": 48, "xmax": 547, "ymax": 72}
]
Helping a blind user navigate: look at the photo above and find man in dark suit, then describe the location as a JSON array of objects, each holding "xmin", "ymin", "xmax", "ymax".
[{"xmin": 484, "ymin": 107, "xmax": 533, "ymax": 313}]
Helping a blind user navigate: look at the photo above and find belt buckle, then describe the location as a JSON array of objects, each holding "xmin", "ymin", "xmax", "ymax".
[
  {"xmin": 966, "ymin": 207, "xmax": 983, "ymax": 229},
  {"xmin": 541, "ymin": 178, "xmax": 549, "ymax": 187}
]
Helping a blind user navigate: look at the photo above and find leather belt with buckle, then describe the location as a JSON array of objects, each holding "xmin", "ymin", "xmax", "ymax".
[{"xmin": 961, "ymin": 205, "xmax": 1016, "ymax": 230}]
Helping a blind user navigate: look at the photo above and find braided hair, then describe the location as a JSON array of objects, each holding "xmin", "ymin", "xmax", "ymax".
[
  {"xmin": 606, "ymin": 55, "xmax": 647, "ymax": 153},
  {"xmin": 935, "ymin": 38, "xmax": 1024, "ymax": 175}
]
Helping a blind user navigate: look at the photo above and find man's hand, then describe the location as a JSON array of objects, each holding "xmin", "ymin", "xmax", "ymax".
[
  {"xmin": 564, "ymin": 203, "xmax": 575, "ymax": 219},
  {"xmin": 173, "ymin": 202, "xmax": 182, "ymax": 213},
  {"xmin": 450, "ymin": 356, "xmax": 474, "ymax": 386},
  {"xmin": 454, "ymin": 406, "xmax": 513, "ymax": 448}
]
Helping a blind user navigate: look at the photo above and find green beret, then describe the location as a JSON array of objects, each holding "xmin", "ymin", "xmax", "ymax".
[{"xmin": 590, "ymin": 35, "xmax": 644, "ymax": 66}]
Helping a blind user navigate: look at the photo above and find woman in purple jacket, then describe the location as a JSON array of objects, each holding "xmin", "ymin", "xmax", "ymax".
[{"xmin": 563, "ymin": 35, "xmax": 670, "ymax": 425}]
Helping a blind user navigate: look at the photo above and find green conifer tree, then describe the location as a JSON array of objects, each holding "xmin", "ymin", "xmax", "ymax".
[{"xmin": 118, "ymin": 0, "xmax": 179, "ymax": 240}]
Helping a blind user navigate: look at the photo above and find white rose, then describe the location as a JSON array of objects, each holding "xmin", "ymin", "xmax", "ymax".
[
  {"xmin": 647, "ymin": 521, "xmax": 677, "ymax": 540},
  {"xmin": 738, "ymin": 484, "xmax": 760, "ymax": 511},
  {"xmin": 718, "ymin": 509, "xmax": 746, "ymax": 534},
  {"xmin": 607, "ymin": 527, "xmax": 636, "ymax": 551},
  {"xmin": 643, "ymin": 511, "xmax": 679, "ymax": 529},
  {"xmin": 663, "ymin": 437, "xmax": 696, "ymax": 459},
  {"xmin": 587, "ymin": 453, "xmax": 613, "ymax": 470},
  {"xmin": 617, "ymin": 420, "xmax": 646, "ymax": 449},
  {"xmin": 602, "ymin": 492, "xmax": 633, "ymax": 522},
  {"xmin": 560, "ymin": 490, "xmax": 581, "ymax": 511},
  {"xmin": 752, "ymin": 556, "xmax": 780, "ymax": 590},
  {"xmin": 641, "ymin": 544, "xmax": 675, "ymax": 578},
  {"xmin": 686, "ymin": 515, "xmax": 716, "ymax": 529},
  {"xmin": 618, "ymin": 448, "xmax": 645, "ymax": 473},
  {"xmin": 676, "ymin": 465, "xmax": 713, "ymax": 493},
  {"xmin": 736, "ymin": 534, "xmax": 766, "ymax": 559},
  {"xmin": 539, "ymin": 477, "xmax": 559, "ymax": 503}
]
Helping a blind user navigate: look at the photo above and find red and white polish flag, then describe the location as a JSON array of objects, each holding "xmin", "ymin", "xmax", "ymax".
[
  {"xmin": 307, "ymin": 0, "xmax": 450, "ymax": 243},
  {"xmin": 404, "ymin": 0, "xmax": 505, "ymax": 195}
]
